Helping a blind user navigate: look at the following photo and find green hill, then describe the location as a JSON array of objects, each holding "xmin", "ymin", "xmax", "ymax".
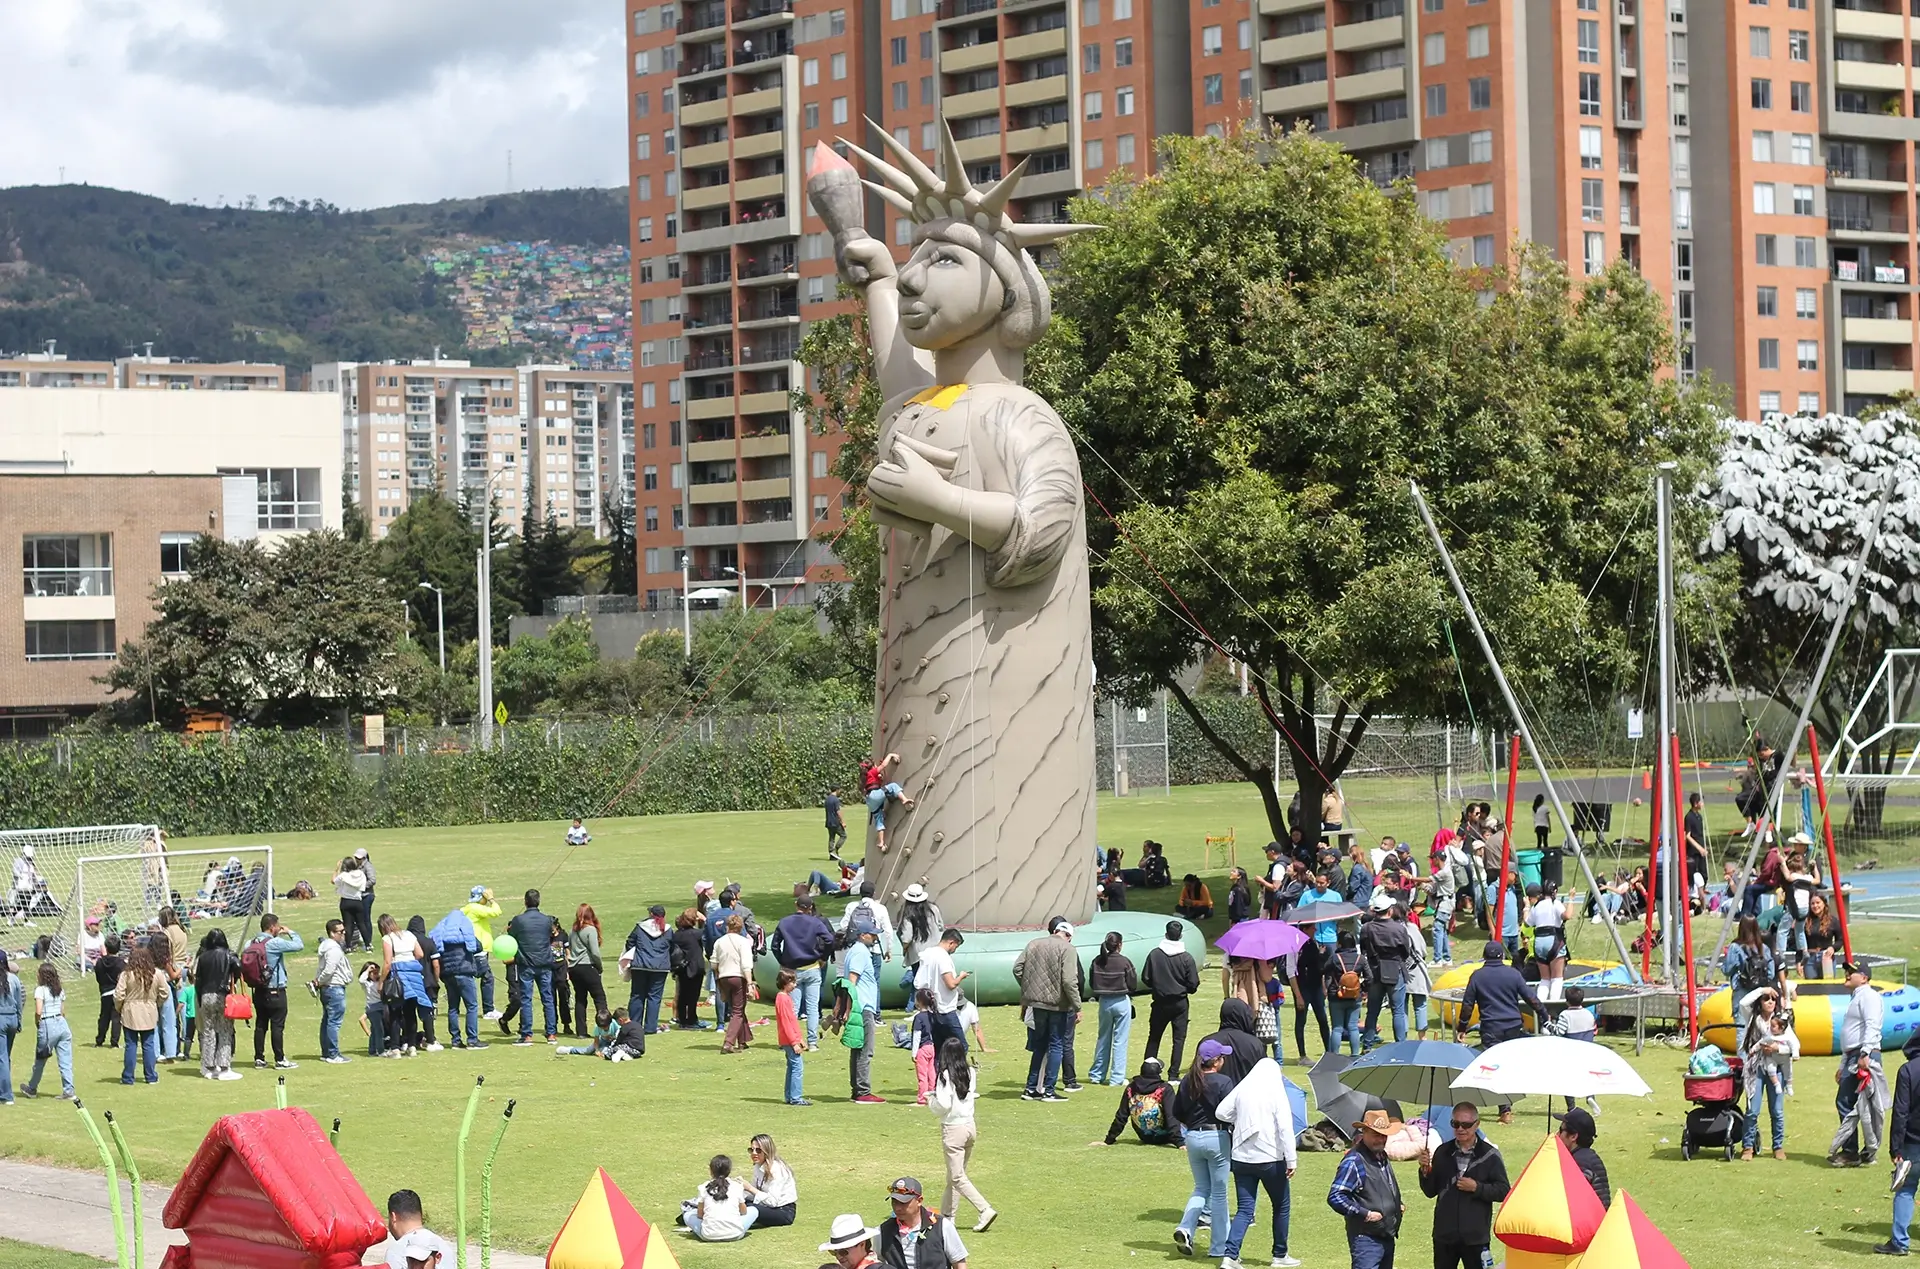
[{"xmin": 0, "ymin": 184, "xmax": 629, "ymax": 370}]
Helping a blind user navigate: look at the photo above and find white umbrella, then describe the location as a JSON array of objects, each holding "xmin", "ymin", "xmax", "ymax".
[
  {"xmin": 1448, "ymin": 1037, "xmax": 1652, "ymax": 1101},
  {"xmin": 685, "ymin": 587, "xmax": 736, "ymax": 602}
]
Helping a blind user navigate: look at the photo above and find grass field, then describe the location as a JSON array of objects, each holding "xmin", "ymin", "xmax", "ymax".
[
  {"xmin": 0, "ymin": 1240, "xmax": 106, "ymax": 1268},
  {"xmin": 4, "ymin": 781, "xmax": 1915, "ymax": 1269}
]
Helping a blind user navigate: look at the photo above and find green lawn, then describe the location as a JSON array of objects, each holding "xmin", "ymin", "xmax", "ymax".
[
  {"xmin": 0, "ymin": 1241, "xmax": 106, "ymax": 1268},
  {"xmin": 3, "ymin": 783, "xmax": 1914, "ymax": 1268}
]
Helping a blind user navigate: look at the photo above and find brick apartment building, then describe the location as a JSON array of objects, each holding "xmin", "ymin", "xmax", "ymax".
[{"xmin": 624, "ymin": 0, "xmax": 1920, "ymax": 609}]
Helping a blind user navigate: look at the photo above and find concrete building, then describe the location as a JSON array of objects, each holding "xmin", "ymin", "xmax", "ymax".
[{"xmin": 0, "ymin": 350, "xmax": 286, "ymax": 392}]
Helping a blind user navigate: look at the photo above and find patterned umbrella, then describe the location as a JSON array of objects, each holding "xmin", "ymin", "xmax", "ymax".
[{"xmin": 1214, "ymin": 919, "xmax": 1308, "ymax": 962}]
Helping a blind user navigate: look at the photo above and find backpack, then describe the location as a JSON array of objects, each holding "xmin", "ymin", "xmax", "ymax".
[
  {"xmin": 1334, "ymin": 950, "xmax": 1363, "ymax": 1001},
  {"xmin": 1730, "ymin": 945, "xmax": 1774, "ymax": 998},
  {"xmin": 239, "ymin": 937, "xmax": 270, "ymax": 989},
  {"xmin": 1127, "ymin": 1083, "xmax": 1171, "ymax": 1140}
]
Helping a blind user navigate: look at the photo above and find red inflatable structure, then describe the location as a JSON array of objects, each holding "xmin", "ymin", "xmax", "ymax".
[{"xmin": 159, "ymin": 1107, "xmax": 387, "ymax": 1269}]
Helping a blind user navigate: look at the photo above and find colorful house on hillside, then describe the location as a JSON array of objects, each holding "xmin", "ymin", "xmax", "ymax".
[{"xmin": 160, "ymin": 1108, "xmax": 386, "ymax": 1269}]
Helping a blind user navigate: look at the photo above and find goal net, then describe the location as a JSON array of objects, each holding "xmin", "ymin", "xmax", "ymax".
[{"xmin": 1, "ymin": 824, "xmax": 273, "ymax": 966}]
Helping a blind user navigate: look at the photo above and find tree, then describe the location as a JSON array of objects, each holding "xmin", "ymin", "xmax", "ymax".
[
  {"xmin": 686, "ymin": 605, "xmax": 866, "ymax": 714},
  {"xmin": 102, "ymin": 531, "xmax": 405, "ymax": 726},
  {"xmin": 341, "ymin": 472, "xmax": 370, "ymax": 544},
  {"xmin": 1031, "ymin": 129, "xmax": 1724, "ymax": 844},
  {"xmin": 1702, "ymin": 409, "xmax": 1920, "ymax": 828},
  {"xmin": 493, "ymin": 616, "xmax": 601, "ymax": 715},
  {"xmin": 377, "ymin": 490, "xmax": 521, "ymax": 648},
  {"xmin": 794, "ymin": 304, "xmax": 883, "ymax": 678},
  {"xmin": 601, "ymin": 494, "xmax": 639, "ymax": 596},
  {"xmin": 511, "ymin": 498, "xmax": 577, "ymax": 616}
]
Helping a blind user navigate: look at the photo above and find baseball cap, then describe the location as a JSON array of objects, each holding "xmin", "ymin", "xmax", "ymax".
[
  {"xmin": 1483, "ymin": 941, "xmax": 1507, "ymax": 962},
  {"xmin": 1197, "ymin": 1039, "xmax": 1232, "ymax": 1063},
  {"xmin": 1555, "ymin": 1107, "xmax": 1597, "ymax": 1146},
  {"xmin": 1046, "ymin": 915, "xmax": 1068, "ymax": 933},
  {"xmin": 1139, "ymin": 1056, "xmax": 1164, "ymax": 1077},
  {"xmin": 851, "ymin": 919, "xmax": 880, "ymax": 938},
  {"xmin": 353, "ymin": 848, "xmax": 369, "ymax": 859},
  {"xmin": 695, "ymin": 879, "xmax": 715, "ymax": 894},
  {"xmin": 886, "ymin": 1176, "xmax": 924, "ymax": 1202},
  {"xmin": 1054, "ymin": 921, "xmax": 1074, "ymax": 938},
  {"xmin": 1369, "ymin": 890, "xmax": 1396, "ymax": 912},
  {"xmin": 393, "ymin": 1228, "xmax": 452, "ymax": 1264},
  {"xmin": 470, "ymin": 885, "xmax": 487, "ymax": 901}
]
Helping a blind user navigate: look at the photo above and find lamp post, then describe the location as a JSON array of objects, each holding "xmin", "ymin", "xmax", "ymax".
[
  {"xmin": 722, "ymin": 563, "xmax": 746, "ymax": 610},
  {"xmin": 475, "ymin": 467, "xmax": 514, "ymax": 749},
  {"xmin": 418, "ymin": 582, "xmax": 445, "ymax": 672},
  {"xmin": 680, "ymin": 554, "xmax": 691, "ymax": 656}
]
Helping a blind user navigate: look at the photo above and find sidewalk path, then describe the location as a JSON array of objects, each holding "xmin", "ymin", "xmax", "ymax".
[{"xmin": 0, "ymin": 1156, "xmax": 544, "ymax": 1268}]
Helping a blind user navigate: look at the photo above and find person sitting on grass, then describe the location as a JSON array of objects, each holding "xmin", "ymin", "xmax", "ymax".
[
  {"xmin": 565, "ymin": 818, "xmax": 591, "ymax": 847},
  {"xmin": 1176, "ymin": 874, "xmax": 1214, "ymax": 921},
  {"xmin": 607, "ymin": 1006, "xmax": 647, "ymax": 1061},
  {"xmin": 684, "ymin": 1154, "xmax": 752, "ymax": 1241},
  {"xmin": 1098, "ymin": 1056, "xmax": 1180, "ymax": 1147},
  {"xmin": 560, "ymin": 1009, "xmax": 616, "ymax": 1057},
  {"xmin": 744, "ymin": 1133, "xmax": 799, "ymax": 1228}
]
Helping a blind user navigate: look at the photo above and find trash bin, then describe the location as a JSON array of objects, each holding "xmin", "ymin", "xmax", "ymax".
[
  {"xmin": 1542, "ymin": 846, "xmax": 1565, "ymax": 890},
  {"xmin": 1515, "ymin": 849, "xmax": 1546, "ymax": 891}
]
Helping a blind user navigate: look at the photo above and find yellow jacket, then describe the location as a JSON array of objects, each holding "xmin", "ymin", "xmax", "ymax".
[{"xmin": 464, "ymin": 900, "xmax": 503, "ymax": 949}]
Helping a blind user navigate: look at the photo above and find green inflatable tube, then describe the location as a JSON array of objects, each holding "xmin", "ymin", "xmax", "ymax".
[{"xmin": 753, "ymin": 911, "xmax": 1208, "ymax": 1008}]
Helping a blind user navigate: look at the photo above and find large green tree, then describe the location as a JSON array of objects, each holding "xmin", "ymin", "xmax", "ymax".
[
  {"xmin": 103, "ymin": 531, "xmax": 405, "ymax": 726},
  {"xmin": 1032, "ymin": 129, "xmax": 1725, "ymax": 842},
  {"xmin": 377, "ymin": 489, "xmax": 520, "ymax": 647},
  {"xmin": 794, "ymin": 305, "xmax": 883, "ymax": 679}
]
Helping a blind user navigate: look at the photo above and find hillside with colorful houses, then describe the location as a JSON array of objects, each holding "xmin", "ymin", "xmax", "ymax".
[{"xmin": 427, "ymin": 238, "xmax": 632, "ymax": 369}]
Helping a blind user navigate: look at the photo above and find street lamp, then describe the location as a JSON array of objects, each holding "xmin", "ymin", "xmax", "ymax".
[
  {"xmin": 474, "ymin": 466, "xmax": 515, "ymax": 750},
  {"xmin": 722, "ymin": 564, "xmax": 747, "ymax": 611},
  {"xmin": 417, "ymin": 582, "xmax": 445, "ymax": 672},
  {"xmin": 680, "ymin": 553, "xmax": 691, "ymax": 656}
]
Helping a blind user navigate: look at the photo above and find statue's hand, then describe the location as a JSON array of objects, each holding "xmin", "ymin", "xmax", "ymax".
[
  {"xmin": 869, "ymin": 436, "xmax": 959, "ymax": 526},
  {"xmin": 841, "ymin": 239, "xmax": 896, "ymax": 288}
]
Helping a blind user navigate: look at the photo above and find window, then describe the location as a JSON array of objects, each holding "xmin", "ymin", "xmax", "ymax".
[
  {"xmin": 1788, "ymin": 29, "xmax": 1808, "ymax": 60},
  {"xmin": 1084, "ymin": 42, "xmax": 1101, "ymax": 72},
  {"xmin": 894, "ymin": 217, "xmax": 911, "ymax": 245},
  {"xmin": 1085, "ymin": 91, "xmax": 1103, "ymax": 119},
  {"xmin": 671, "ymin": 464, "xmax": 684, "ymax": 489},
  {"xmin": 830, "ymin": 52, "xmax": 847, "ymax": 80},
  {"xmin": 802, "ymin": 58, "xmax": 820, "ymax": 85},
  {"xmin": 1757, "ymin": 286, "xmax": 1778, "ymax": 317},
  {"xmin": 1795, "ymin": 288, "xmax": 1816, "ymax": 319},
  {"xmin": 1674, "ymin": 136, "xmax": 1691, "ymax": 175},
  {"xmin": 636, "ymin": 133, "xmax": 651, "ymax": 160},
  {"xmin": 1117, "ymin": 86, "xmax": 1135, "ymax": 115},
  {"xmin": 1794, "ymin": 236, "xmax": 1817, "ymax": 268},
  {"xmin": 1792, "ymin": 184, "xmax": 1813, "ymax": 215},
  {"xmin": 1083, "ymin": 0, "xmax": 1099, "ymax": 22},
  {"xmin": 1204, "ymin": 73, "xmax": 1223, "ymax": 105},
  {"xmin": 1758, "ymin": 391, "xmax": 1782, "ymax": 414},
  {"xmin": 1424, "ymin": 0, "xmax": 1442, "ymax": 9},
  {"xmin": 1758, "ymin": 338, "xmax": 1780, "ymax": 370},
  {"xmin": 1469, "ymin": 77, "xmax": 1490, "ymax": 109},
  {"xmin": 893, "ymin": 125, "xmax": 909, "ymax": 148},
  {"xmin": 1472, "ymin": 235, "xmax": 1495, "ymax": 267},
  {"xmin": 1756, "ymin": 234, "xmax": 1778, "ymax": 265},
  {"xmin": 665, "ymin": 170, "xmax": 678, "ymax": 196},
  {"xmin": 220, "ymin": 468, "xmax": 321, "ymax": 530},
  {"xmin": 1789, "ymin": 81, "xmax": 1810, "ymax": 112},
  {"xmin": 893, "ymin": 81, "xmax": 908, "ymax": 110},
  {"xmin": 643, "ymin": 505, "xmax": 659, "ymax": 532},
  {"xmin": 1469, "ymin": 25, "xmax": 1490, "ymax": 57},
  {"xmin": 1425, "ymin": 33, "xmax": 1446, "ymax": 65},
  {"xmin": 1798, "ymin": 391, "xmax": 1820, "ymax": 414},
  {"xmin": 1117, "ymin": 133, "xmax": 1136, "ymax": 165},
  {"xmin": 22, "ymin": 533, "xmax": 113, "ymax": 597},
  {"xmin": 832, "ymin": 96, "xmax": 849, "ymax": 124},
  {"xmin": 643, "ymin": 465, "xmax": 658, "ymax": 490},
  {"xmin": 1086, "ymin": 137, "xmax": 1104, "ymax": 168},
  {"xmin": 1584, "ymin": 232, "xmax": 1605, "ymax": 276},
  {"xmin": 1582, "ymin": 179, "xmax": 1604, "ymax": 222},
  {"xmin": 1752, "ymin": 131, "xmax": 1774, "ymax": 162},
  {"xmin": 1422, "ymin": 189, "xmax": 1450, "ymax": 221},
  {"xmin": 921, "ymin": 76, "xmax": 935, "ymax": 104},
  {"xmin": 807, "ymin": 276, "xmax": 825, "ymax": 304},
  {"xmin": 1239, "ymin": 19, "xmax": 1252, "ymax": 50},
  {"xmin": 1797, "ymin": 340, "xmax": 1818, "ymax": 371},
  {"xmin": 1751, "ymin": 78, "xmax": 1772, "ymax": 109},
  {"xmin": 1580, "ymin": 125, "xmax": 1603, "ymax": 170},
  {"xmin": 1790, "ymin": 133, "xmax": 1813, "ymax": 165},
  {"xmin": 920, "ymin": 30, "xmax": 933, "ymax": 58},
  {"xmin": 1239, "ymin": 69, "xmax": 1254, "ymax": 99},
  {"xmin": 1579, "ymin": 73, "xmax": 1601, "ymax": 116},
  {"xmin": 641, "ymin": 382, "xmax": 657, "ymax": 408},
  {"xmin": 1578, "ymin": 19, "xmax": 1600, "ymax": 63},
  {"xmin": 830, "ymin": 8, "xmax": 844, "ymax": 34},
  {"xmin": 814, "ymin": 495, "xmax": 830, "ymax": 523},
  {"xmin": 1672, "ymin": 83, "xmax": 1689, "ymax": 126},
  {"xmin": 1670, "ymin": 32, "xmax": 1688, "ymax": 70},
  {"xmin": 921, "ymin": 121, "xmax": 936, "ymax": 149},
  {"xmin": 1675, "ymin": 239, "xmax": 1693, "ymax": 281},
  {"xmin": 1202, "ymin": 25, "xmax": 1222, "ymax": 56},
  {"xmin": 1676, "ymin": 291, "xmax": 1695, "ymax": 333},
  {"xmin": 891, "ymin": 36, "xmax": 907, "ymax": 65},
  {"xmin": 1114, "ymin": 0, "xmax": 1131, "ymax": 15},
  {"xmin": 1749, "ymin": 25, "xmax": 1770, "ymax": 57},
  {"xmin": 1752, "ymin": 183, "xmax": 1775, "ymax": 214},
  {"xmin": 635, "ymin": 174, "xmax": 652, "ymax": 201},
  {"xmin": 1673, "ymin": 188, "xmax": 1692, "ymax": 228},
  {"xmin": 1426, "ymin": 84, "xmax": 1447, "ymax": 116},
  {"xmin": 24, "ymin": 620, "xmax": 115, "ymax": 662},
  {"xmin": 1115, "ymin": 38, "xmax": 1133, "ymax": 66},
  {"xmin": 804, "ymin": 103, "xmax": 820, "ymax": 129},
  {"xmin": 1469, "ymin": 129, "xmax": 1493, "ymax": 162}
]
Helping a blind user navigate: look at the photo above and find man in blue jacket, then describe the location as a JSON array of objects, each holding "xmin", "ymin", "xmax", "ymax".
[
  {"xmin": 773, "ymin": 891, "xmax": 837, "ymax": 1049},
  {"xmin": 430, "ymin": 908, "xmax": 486, "ymax": 1050},
  {"xmin": 506, "ymin": 890, "xmax": 558, "ymax": 1045},
  {"xmin": 624, "ymin": 904, "xmax": 673, "ymax": 1036}
]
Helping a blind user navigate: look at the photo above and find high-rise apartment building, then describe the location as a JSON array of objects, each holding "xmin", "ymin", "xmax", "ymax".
[
  {"xmin": 628, "ymin": 0, "xmax": 1920, "ymax": 604},
  {"xmin": 314, "ymin": 361, "xmax": 635, "ymax": 539},
  {"xmin": 0, "ymin": 351, "xmax": 286, "ymax": 391}
]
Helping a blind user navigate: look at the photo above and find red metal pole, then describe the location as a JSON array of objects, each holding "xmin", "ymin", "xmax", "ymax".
[
  {"xmin": 1495, "ymin": 732, "xmax": 1520, "ymax": 939},
  {"xmin": 1673, "ymin": 731, "xmax": 1698, "ymax": 1046},
  {"xmin": 1806, "ymin": 724, "xmax": 1853, "ymax": 963},
  {"xmin": 1642, "ymin": 755, "xmax": 1661, "ymax": 983}
]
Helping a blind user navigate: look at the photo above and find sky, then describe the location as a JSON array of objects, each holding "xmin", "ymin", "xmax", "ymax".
[{"xmin": 0, "ymin": 0, "xmax": 629, "ymax": 208}]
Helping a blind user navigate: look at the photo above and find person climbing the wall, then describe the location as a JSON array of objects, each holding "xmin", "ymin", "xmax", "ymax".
[{"xmin": 861, "ymin": 752, "xmax": 914, "ymax": 854}]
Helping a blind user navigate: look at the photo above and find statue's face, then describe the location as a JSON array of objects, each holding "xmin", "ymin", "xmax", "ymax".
[{"xmin": 896, "ymin": 235, "xmax": 1006, "ymax": 350}]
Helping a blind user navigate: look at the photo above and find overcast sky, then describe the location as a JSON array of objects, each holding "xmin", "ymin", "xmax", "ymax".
[{"xmin": 0, "ymin": 0, "xmax": 628, "ymax": 208}]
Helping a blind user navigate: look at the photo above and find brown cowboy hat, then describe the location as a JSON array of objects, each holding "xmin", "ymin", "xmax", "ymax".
[{"xmin": 1353, "ymin": 1108, "xmax": 1406, "ymax": 1137}]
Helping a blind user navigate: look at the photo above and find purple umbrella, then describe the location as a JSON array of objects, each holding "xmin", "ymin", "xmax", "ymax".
[{"xmin": 1214, "ymin": 918, "xmax": 1308, "ymax": 961}]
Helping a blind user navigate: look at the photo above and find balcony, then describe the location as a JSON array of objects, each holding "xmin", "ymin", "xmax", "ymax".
[
  {"xmin": 1844, "ymin": 316, "xmax": 1914, "ymax": 343},
  {"xmin": 683, "ymin": 138, "xmax": 731, "ymax": 167},
  {"xmin": 22, "ymin": 565, "xmax": 113, "ymax": 599},
  {"xmin": 680, "ymin": 3, "xmax": 727, "ymax": 32},
  {"xmin": 1333, "ymin": 16, "xmax": 1404, "ymax": 52},
  {"xmin": 1836, "ymin": 58, "xmax": 1907, "ymax": 92},
  {"xmin": 1007, "ymin": 122, "xmax": 1070, "ymax": 151},
  {"xmin": 738, "ymin": 252, "xmax": 797, "ymax": 280},
  {"xmin": 733, "ymin": 0, "xmax": 795, "ymax": 22},
  {"xmin": 738, "ymin": 340, "xmax": 797, "ymax": 364},
  {"xmin": 1262, "ymin": 32, "xmax": 1329, "ymax": 64},
  {"xmin": 740, "ymin": 389, "xmax": 792, "ymax": 414},
  {"xmin": 682, "ymin": 183, "xmax": 733, "ymax": 211},
  {"xmin": 686, "ymin": 349, "xmax": 736, "ymax": 372},
  {"xmin": 1003, "ymin": 28, "xmax": 1066, "ymax": 60},
  {"xmin": 689, "ymin": 438, "xmax": 738, "ymax": 462},
  {"xmin": 938, "ymin": 0, "xmax": 998, "ymax": 16},
  {"xmin": 1834, "ymin": 6, "xmax": 1905, "ymax": 40},
  {"xmin": 741, "ymin": 476, "xmax": 793, "ymax": 501},
  {"xmin": 690, "ymin": 480, "xmax": 741, "ymax": 504},
  {"xmin": 944, "ymin": 86, "xmax": 1003, "ymax": 116},
  {"xmin": 680, "ymin": 96, "xmax": 730, "ymax": 127},
  {"xmin": 1830, "ymin": 207, "xmax": 1909, "ymax": 237},
  {"xmin": 1333, "ymin": 65, "xmax": 1405, "ymax": 101},
  {"xmin": 1260, "ymin": 0, "xmax": 1325, "ymax": 10},
  {"xmin": 942, "ymin": 42, "xmax": 1003, "ymax": 73},
  {"xmin": 734, "ymin": 130, "xmax": 784, "ymax": 159},
  {"xmin": 734, "ymin": 86, "xmax": 784, "ymax": 116},
  {"xmin": 1846, "ymin": 367, "xmax": 1917, "ymax": 396},
  {"xmin": 736, "ymin": 38, "xmax": 793, "ymax": 64},
  {"xmin": 735, "ymin": 173, "xmax": 786, "ymax": 202},
  {"xmin": 1829, "ymin": 155, "xmax": 1908, "ymax": 185},
  {"xmin": 1004, "ymin": 74, "xmax": 1067, "ymax": 107},
  {"xmin": 684, "ymin": 262, "xmax": 733, "ymax": 292},
  {"xmin": 1263, "ymin": 81, "xmax": 1332, "ymax": 114}
]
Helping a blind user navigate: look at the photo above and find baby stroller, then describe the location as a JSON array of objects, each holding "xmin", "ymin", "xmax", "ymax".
[{"xmin": 1680, "ymin": 1055, "xmax": 1745, "ymax": 1162}]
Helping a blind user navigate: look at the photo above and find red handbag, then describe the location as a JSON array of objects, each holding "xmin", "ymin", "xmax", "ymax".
[{"xmin": 223, "ymin": 993, "xmax": 254, "ymax": 1021}]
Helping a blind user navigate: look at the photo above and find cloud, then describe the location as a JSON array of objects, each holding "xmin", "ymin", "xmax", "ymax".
[{"xmin": 0, "ymin": 0, "xmax": 629, "ymax": 207}]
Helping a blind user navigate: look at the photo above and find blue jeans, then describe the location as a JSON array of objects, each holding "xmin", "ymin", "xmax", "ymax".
[
  {"xmin": 1743, "ymin": 1075, "xmax": 1786, "ymax": 1152},
  {"xmin": 1432, "ymin": 907, "xmax": 1452, "ymax": 962},
  {"xmin": 782, "ymin": 1043, "xmax": 806, "ymax": 1103},
  {"xmin": 629, "ymin": 970, "xmax": 668, "ymax": 1035},
  {"xmin": 1089, "ymin": 995, "xmax": 1132, "ymax": 1085},
  {"xmin": 446, "ymin": 973, "xmax": 480, "ymax": 1045},
  {"xmin": 318, "ymin": 985, "xmax": 346, "ymax": 1059},
  {"xmin": 0, "ymin": 1024, "xmax": 15, "ymax": 1103},
  {"xmin": 1599, "ymin": 892, "xmax": 1624, "ymax": 919},
  {"xmin": 156, "ymin": 981, "xmax": 178, "ymax": 1059},
  {"xmin": 1350, "ymin": 1230, "xmax": 1397, "ymax": 1268},
  {"xmin": 1329, "ymin": 998, "xmax": 1362, "ymax": 1056},
  {"xmin": 28, "ymin": 1017, "xmax": 74, "ymax": 1096},
  {"xmin": 1363, "ymin": 979, "xmax": 1407, "ymax": 1047},
  {"xmin": 366, "ymin": 1005, "xmax": 387, "ymax": 1056},
  {"xmin": 793, "ymin": 966, "xmax": 822, "ymax": 1047},
  {"xmin": 1025, "ymin": 1007, "xmax": 1071, "ymax": 1094},
  {"xmin": 519, "ymin": 966, "xmax": 557, "ymax": 1039},
  {"xmin": 477, "ymin": 955, "xmax": 496, "ymax": 1012},
  {"xmin": 1177, "ymin": 1128, "xmax": 1230, "ymax": 1248},
  {"xmin": 122, "ymin": 1027, "xmax": 158, "ymax": 1083},
  {"xmin": 1221, "ymin": 1157, "xmax": 1290, "ymax": 1261},
  {"xmin": 1896, "ymin": 1152, "xmax": 1920, "ymax": 1250}
]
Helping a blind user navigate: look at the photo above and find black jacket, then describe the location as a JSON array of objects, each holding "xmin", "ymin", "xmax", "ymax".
[
  {"xmin": 1360, "ymin": 915, "xmax": 1414, "ymax": 985},
  {"xmin": 1418, "ymin": 1137, "xmax": 1510, "ymax": 1245},
  {"xmin": 1569, "ymin": 1145, "xmax": 1610, "ymax": 1210},
  {"xmin": 1198, "ymin": 999, "xmax": 1268, "ymax": 1086},
  {"xmin": 1143, "ymin": 947, "xmax": 1200, "ymax": 1000},
  {"xmin": 1890, "ymin": 1033, "xmax": 1920, "ymax": 1153},
  {"xmin": 669, "ymin": 926, "xmax": 706, "ymax": 979},
  {"xmin": 1105, "ymin": 1074, "xmax": 1178, "ymax": 1144},
  {"xmin": 506, "ymin": 909, "xmax": 554, "ymax": 968}
]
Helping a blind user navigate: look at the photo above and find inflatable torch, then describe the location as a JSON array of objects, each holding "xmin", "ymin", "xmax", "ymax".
[{"xmin": 807, "ymin": 141, "xmax": 872, "ymax": 284}]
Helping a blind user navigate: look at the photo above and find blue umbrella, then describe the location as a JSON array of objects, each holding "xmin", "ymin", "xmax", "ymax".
[
  {"xmin": 1282, "ymin": 1070, "xmax": 1309, "ymax": 1139},
  {"xmin": 1342, "ymin": 1039, "xmax": 1508, "ymax": 1110}
]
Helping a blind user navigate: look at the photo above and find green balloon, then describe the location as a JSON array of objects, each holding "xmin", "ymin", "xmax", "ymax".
[{"xmin": 491, "ymin": 934, "xmax": 518, "ymax": 962}]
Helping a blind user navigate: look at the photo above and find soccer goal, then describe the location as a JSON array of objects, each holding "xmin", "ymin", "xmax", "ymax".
[{"xmin": 1, "ymin": 824, "xmax": 273, "ymax": 965}]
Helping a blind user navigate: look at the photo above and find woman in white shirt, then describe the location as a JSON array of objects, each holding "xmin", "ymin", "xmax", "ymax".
[
  {"xmin": 712, "ymin": 914, "xmax": 756, "ymax": 1054},
  {"xmin": 927, "ymin": 1037, "xmax": 996, "ymax": 1231},
  {"xmin": 684, "ymin": 1155, "xmax": 750, "ymax": 1241},
  {"xmin": 333, "ymin": 857, "xmax": 367, "ymax": 952},
  {"xmin": 742, "ymin": 1133, "xmax": 798, "ymax": 1228},
  {"xmin": 1527, "ymin": 883, "xmax": 1569, "ymax": 1003}
]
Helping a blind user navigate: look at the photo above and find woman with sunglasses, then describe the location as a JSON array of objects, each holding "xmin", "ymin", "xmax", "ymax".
[
  {"xmin": 742, "ymin": 1133, "xmax": 798, "ymax": 1229},
  {"xmin": 1417, "ymin": 1101, "xmax": 1511, "ymax": 1269}
]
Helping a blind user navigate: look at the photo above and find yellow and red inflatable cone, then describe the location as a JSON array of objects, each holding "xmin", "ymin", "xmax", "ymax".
[
  {"xmin": 1493, "ymin": 1135, "xmax": 1607, "ymax": 1255},
  {"xmin": 1575, "ymin": 1190, "xmax": 1690, "ymax": 1268},
  {"xmin": 547, "ymin": 1168, "xmax": 679, "ymax": 1269}
]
